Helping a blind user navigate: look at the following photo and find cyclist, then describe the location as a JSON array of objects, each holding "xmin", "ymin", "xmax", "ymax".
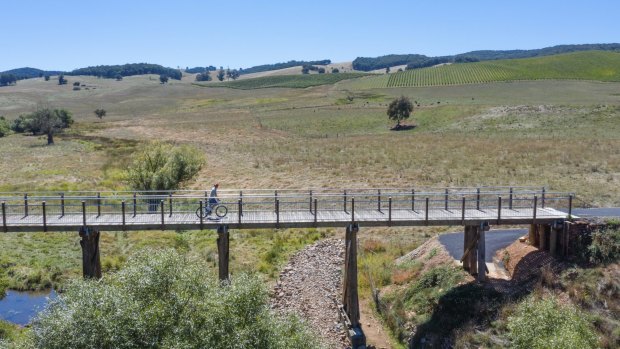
[{"xmin": 206, "ymin": 183, "xmax": 219, "ymax": 216}]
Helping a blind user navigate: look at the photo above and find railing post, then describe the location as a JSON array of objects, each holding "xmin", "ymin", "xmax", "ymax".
[
  {"xmin": 425, "ymin": 197, "xmax": 429, "ymax": 225},
  {"xmin": 133, "ymin": 192, "xmax": 137, "ymax": 217},
  {"xmin": 60, "ymin": 193, "xmax": 65, "ymax": 217},
  {"xmin": 497, "ymin": 196, "xmax": 502, "ymax": 224},
  {"xmin": 309, "ymin": 190, "xmax": 313, "ymax": 213},
  {"xmin": 238, "ymin": 199, "xmax": 242, "ymax": 225},
  {"xmin": 169, "ymin": 194, "xmax": 173, "ymax": 217},
  {"xmin": 444, "ymin": 188, "xmax": 449, "ymax": 211},
  {"xmin": 541, "ymin": 187, "xmax": 546, "ymax": 208},
  {"xmin": 82, "ymin": 200, "xmax": 86, "ymax": 226},
  {"xmin": 377, "ymin": 189, "xmax": 381, "ymax": 212},
  {"xmin": 351, "ymin": 197, "xmax": 355, "ymax": 223},
  {"xmin": 533, "ymin": 195, "xmax": 538, "ymax": 224},
  {"xmin": 476, "ymin": 188, "xmax": 480, "ymax": 210},
  {"xmin": 568, "ymin": 195, "xmax": 573, "ymax": 220},
  {"xmin": 344, "ymin": 190, "xmax": 347, "ymax": 213},
  {"xmin": 199, "ymin": 200, "xmax": 204, "ymax": 230},
  {"xmin": 509, "ymin": 187, "xmax": 513, "ymax": 210},
  {"xmin": 24, "ymin": 193, "xmax": 28, "ymax": 217},
  {"xmin": 42, "ymin": 201, "xmax": 47, "ymax": 232},
  {"xmin": 388, "ymin": 197, "xmax": 392, "ymax": 226},
  {"xmin": 160, "ymin": 200, "xmax": 165, "ymax": 229},
  {"xmin": 276, "ymin": 199, "xmax": 280, "ymax": 228},
  {"xmin": 411, "ymin": 189, "xmax": 415, "ymax": 212},
  {"xmin": 274, "ymin": 190, "xmax": 278, "ymax": 212},
  {"xmin": 2, "ymin": 202, "xmax": 6, "ymax": 233},
  {"xmin": 313, "ymin": 198, "xmax": 318, "ymax": 226},
  {"xmin": 461, "ymin": 196, "xmax": 466, "ymax": 224},
  {"xmin": 97, "ymin": 192, "xmax": 101, "ymax": 218},
  {"xmin": 121, "ymin": 201, "xmax": 126, "ymax": 230}
]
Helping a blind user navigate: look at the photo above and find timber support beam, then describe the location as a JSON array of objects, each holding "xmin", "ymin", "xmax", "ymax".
[
  {"xmin": 217, "ymin": 225, "xmax": 230, "ymax": 283},
  {"xmin": 461, "ymin": 222, "xmax": 489, "ymax": 282},
  {"xmin": 79, "ymin": 227, "xmax": 102, "ymax": 279},
  {"xmin": 340, "ymin": 223, "xmax": 366, "ymax": 348}
]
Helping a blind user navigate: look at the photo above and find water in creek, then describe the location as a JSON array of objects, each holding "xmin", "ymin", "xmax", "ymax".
[{"xmin": 0, "ymin": 290, "xmax": 57, "ymax": 326}]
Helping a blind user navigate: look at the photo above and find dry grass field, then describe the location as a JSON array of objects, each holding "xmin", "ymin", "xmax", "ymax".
[{"xmin": 1, "ymin": 76, "xmax": 619, "ymax": 204}]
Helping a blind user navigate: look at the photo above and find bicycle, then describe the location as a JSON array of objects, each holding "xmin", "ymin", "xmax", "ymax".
[{"xmin": 195, "ymin": 202, "xmax": 228, "ymax": 219}]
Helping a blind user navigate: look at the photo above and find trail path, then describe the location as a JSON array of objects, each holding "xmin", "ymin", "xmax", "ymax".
[
  {"xmin": 271, "ymin": 238, "xmax": 393, "ymax": 348},
  {"xmin": 271, "ymin": 238, "xmax": 348, "ymax": 348}
]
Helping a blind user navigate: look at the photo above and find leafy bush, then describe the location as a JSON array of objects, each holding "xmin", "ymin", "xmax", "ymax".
[
  {"xmin": 403, "ymin": 266, "xmax": 464, "ymax": 314},
  {"xmin": 13, "ymin": 249, "xmax": 320, "ymax": 349},
  {"xmin": 507, "ymin": 296, "xmax": 599, "ymax": 349},
  {"xmin": 9, "ymin": 115, "xmax": 30, "ymax": 133},
  {"xmin": 588, "ymin": 227, "xmax": 620, "ymax": 264},
  {"xmin": 0, "ymin": 117, "xmax": 10, "ymax": 137}
]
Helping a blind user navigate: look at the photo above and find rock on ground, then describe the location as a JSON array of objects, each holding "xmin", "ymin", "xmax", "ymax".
[{"xmin": 271, "ymin": 238, "xmax": 348, "ymax": 348}]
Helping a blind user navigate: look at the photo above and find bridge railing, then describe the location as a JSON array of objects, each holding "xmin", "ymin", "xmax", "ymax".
[
  {"xmin": 1, "ymin": 188, "xmax": 574, "ymax": 228},
  {"xmin": 0, "ymin": 185, "xmax": 548, "ymax": 201}
]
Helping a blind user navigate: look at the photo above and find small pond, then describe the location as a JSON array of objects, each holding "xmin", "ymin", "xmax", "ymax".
[{"xmin": 0, "ymin": 290, "xmax": 57, "ymax": 326}]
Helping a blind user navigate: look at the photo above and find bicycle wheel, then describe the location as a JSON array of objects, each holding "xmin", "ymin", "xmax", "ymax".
[
  {"xmin": 215, "ymin": 205, "xmax": 228, "ymax": 218},
  {"xmin": 195, "ymin": 207, "xmax": 207, "ymax": 219}
]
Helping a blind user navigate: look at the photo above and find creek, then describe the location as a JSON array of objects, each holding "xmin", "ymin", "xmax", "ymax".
[{"xmin": 0, "ymin": 290, "xmax": 57, "ymax": 326}]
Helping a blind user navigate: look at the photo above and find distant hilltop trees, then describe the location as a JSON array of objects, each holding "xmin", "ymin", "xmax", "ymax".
[
  {"xmin": 0, "ymin": 74, "xmax": 17, "ymax": 87},
  {"xmin": 239, "ymin": 59, "xmax": 331, "ymax": 75},
  {"xmin": 186, "ymin": 66, "xmax": 217, "ymax": 74},
  {"xmin": 352, "ymin": 43, "xmax": 620, "ymax": 71},
  {"xmin": 69, "ymin": 63, "xmax": 182, "ymax": 80}
]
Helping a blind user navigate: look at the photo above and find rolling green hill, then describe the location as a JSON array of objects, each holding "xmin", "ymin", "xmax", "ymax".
[
  {"xmin": 352, "ymin": 43, "xmax": 620, "ymax": 71},
  {"xmin": 195, "ymin": 73, "xmax": 369, "ymax": 89},
  {"xmin": 347, "ymin": 51, "xmax": 620, "ymax": 89}
]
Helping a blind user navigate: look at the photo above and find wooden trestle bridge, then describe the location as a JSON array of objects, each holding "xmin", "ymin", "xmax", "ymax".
[{"xmin": 0, "ymin": 187, "xmax": 575, "ymax": 348}]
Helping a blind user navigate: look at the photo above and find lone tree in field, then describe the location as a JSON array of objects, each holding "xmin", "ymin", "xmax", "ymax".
[
  {"xmin": 387, "ymin": 96, "xmax": 414, "ymax": 127},
  {"xmin": 94, "ymin": 108, "xmax": 106, "ymax": 119},
  {"xmin": 159, "ymin": 74, "xmax": 169, "ymax": 84},
  {"xmin": 217, "ymin": 69, "xmax": 225, "ymax": 81},
  {"xmin": 29, "ymin": 107, "xmax": 74, "ymax": 145},
  {"xmin": 58, "ymin": 75, "xmax": 67, "ymax": 85}
]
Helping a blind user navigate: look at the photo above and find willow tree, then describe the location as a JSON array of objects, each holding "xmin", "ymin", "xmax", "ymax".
[
  {"xmin": 127, "ymin": 142, "xmax": 204, "ymax": 192},
  {"xmin": 127, "ymin": 142, "xmax": 205, "ymax": 211}
]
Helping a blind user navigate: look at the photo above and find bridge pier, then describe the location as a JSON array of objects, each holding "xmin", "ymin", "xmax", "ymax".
[
  {"xmin": 217, "ymin": 225, "xmax": 230, "ymax": 282},
  {"xmin": 461, "ymin": 223, "xmax": 488, "ymax": 282},
  {"xmin": 339, "ymin": 223, "xmax": 366, "ymax": 348},
  {"xmin": 79, "ymin": 227, "xmax": 102, "ymax": 279}
]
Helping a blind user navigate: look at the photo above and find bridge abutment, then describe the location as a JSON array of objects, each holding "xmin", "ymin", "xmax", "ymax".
[
  {"xmin": 529, "ymin": 222, "xmax": 569, "ymax": 257},
  {"xmin": 79, "ymin": 227, "xmax": 102, "ymax": 279}
]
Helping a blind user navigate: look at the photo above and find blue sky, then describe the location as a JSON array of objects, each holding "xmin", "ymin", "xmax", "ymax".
[{"xmin": 1, "ymin": 0, "xmax": 618, "ymax": 71}]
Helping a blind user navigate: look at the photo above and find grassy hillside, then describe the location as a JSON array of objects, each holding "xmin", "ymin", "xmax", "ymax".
[
  {"xmin": 347, "ymin": 51, "xmax": 620, "ymax": 88},
  {"xmin": 1, "ymin": 71, "xmax": 619, "ymax": 347},
  {"xmin": 196, "ymin": 72, "xmax": 368, "ymax": 89}
]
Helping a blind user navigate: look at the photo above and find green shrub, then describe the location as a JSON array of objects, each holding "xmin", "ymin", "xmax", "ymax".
[
  {"xmin": 13, "ymin": 249, "xmax": 320, "ymax": 349},
  {"xmin": 507, "ymin": 296, "xmax": 599, "ymax": 349},
  {"xmin": 0, "ymin": 117, "xmax": 10, "ymax": 137},
  {"xmin": 588, "ymin": 227, "xmax": 620, "ymax": 265}
]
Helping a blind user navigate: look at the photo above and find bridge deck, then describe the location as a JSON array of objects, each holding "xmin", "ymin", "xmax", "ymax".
[{"xmin": 1, "ymin": 188, "xmax": 573, "ymax": 232}]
